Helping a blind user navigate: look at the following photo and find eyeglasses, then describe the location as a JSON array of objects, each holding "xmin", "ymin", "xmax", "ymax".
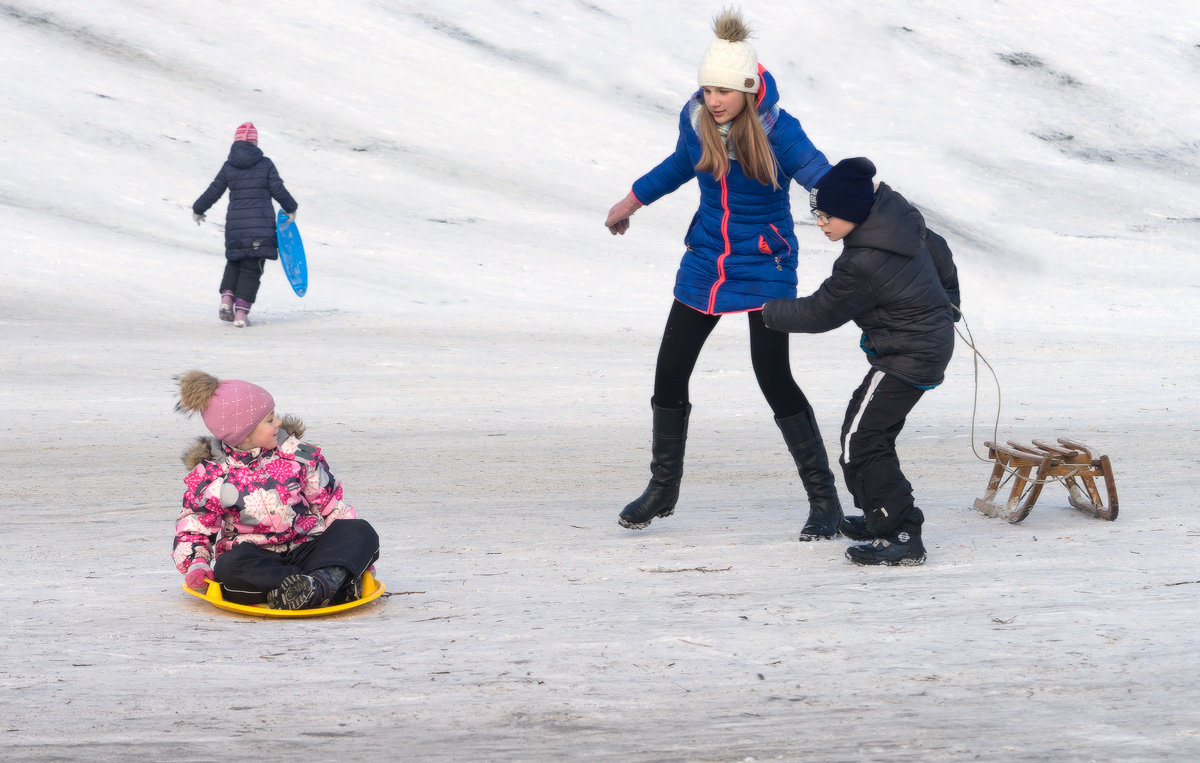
[{"xmin": 810, "ymin": 210, "xmax": 830, "ymax": 225}]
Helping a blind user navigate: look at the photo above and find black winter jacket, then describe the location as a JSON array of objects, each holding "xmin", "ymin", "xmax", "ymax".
[
  {"xmin": 762, "ymin": 183, "xmax": 960, "ymax": 388},
  {"xmin": 193, "ymin": 142, "xmax": 298, "ymax": 261}
]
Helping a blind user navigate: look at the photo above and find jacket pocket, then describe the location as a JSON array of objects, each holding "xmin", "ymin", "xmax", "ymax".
[
  {"xmin": 683, "ymin": 212, "xmax": 702, "ymax": 250},
  {"xmin": 756, "ymin": 224, "xmax": 792, "ymax": 271}
]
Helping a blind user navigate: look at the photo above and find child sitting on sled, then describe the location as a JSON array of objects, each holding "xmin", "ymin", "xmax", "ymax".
[
  {"xmin": 762, "ymin": 157, "xmax": 960, "ymax": 566},
  {"xmin": 172, "ymin": 370, "xmax": 379, "ymax": 609}
]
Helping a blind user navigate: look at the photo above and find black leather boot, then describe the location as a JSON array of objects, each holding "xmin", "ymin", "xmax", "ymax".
[
  {"xmin": 619, "ymin": 402, "xmax": 691, "ymax": 529},
  {"xmin": 776, "ymin": 406, "xmax": 844, "ymax": 540}
]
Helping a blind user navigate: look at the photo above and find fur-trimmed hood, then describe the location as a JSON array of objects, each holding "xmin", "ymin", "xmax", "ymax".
[{"xmin": 181, "ymin": 414, "xmax": 306, "ymax": 470}]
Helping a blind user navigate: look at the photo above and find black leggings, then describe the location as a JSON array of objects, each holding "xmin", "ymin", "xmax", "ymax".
[{"xmin": 652, "ymin": 299, "xmax": 810, "ymax": 418}]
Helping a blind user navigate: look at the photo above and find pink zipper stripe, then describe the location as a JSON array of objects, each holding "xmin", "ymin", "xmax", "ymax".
[{"xmin": 707, "ymin": 176, "xmax": 732, "ymax": 314}]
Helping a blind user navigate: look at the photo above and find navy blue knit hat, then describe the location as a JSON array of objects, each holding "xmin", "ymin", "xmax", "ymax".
[{"xmin": 809, "ymin": 157, "xmax": 877, "ymax": 224}]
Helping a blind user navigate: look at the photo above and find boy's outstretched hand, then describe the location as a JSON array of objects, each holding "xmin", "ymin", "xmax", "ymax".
[
  {"xmin": 185, "ymin": 562, "xmax": 214, "ymax": 591},
  {"xmin": 605, "ymin": 192, "xmax": 643, "ymax": 235}
]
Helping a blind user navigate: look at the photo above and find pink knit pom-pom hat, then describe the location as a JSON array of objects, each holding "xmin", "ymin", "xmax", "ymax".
[{"xmin": 175, "ymin": 370, "xmax": 274, "ymax": 446}]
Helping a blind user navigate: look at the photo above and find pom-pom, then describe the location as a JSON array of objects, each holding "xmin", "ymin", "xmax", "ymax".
[
  {"xmin": 175, "ymin": 370, "xmax": 220, "ymax": 415},
  {"xmin": 713, "ymin": 7, "xmax": 752, "ymax": 43}
]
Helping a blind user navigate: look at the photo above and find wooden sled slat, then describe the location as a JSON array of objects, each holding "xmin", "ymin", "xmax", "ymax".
[{"xmin": 973, "ymin": 438, "xmax": 1117, "ymax": 523}]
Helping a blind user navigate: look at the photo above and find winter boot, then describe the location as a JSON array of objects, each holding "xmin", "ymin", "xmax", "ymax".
[
  {"xmin": 840, "ymin": 514, "xmax": 880, "ymax": 541},
  {"xmin": 267, "ymin": 568, "xmax": 341, "ymax": 610},
  {"xmin": 233, "ymin": 298, "xmax": 251, "ymax": 328},
  {"xmin": 845, "ymin": 520, "xmax": 926, "ymax": 566},
  {"xmin": 776, "ymin": 407, "xmax": 844, "ymax": 541},
  {"xmin": 619, "ymin": 402, "xmax": 691, "ymax": 529},
  {"xmin": 219, "ymin": 291, "xmax": 235, "ymax": 322},
  {"xmin": 334, "ymin": 572, "xmax": 364, "ymax": 604}
]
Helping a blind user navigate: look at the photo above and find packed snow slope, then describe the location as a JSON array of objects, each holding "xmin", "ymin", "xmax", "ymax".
[{"xmin": 1, "ymin": 1, "xmax": 1198, "ymax": 760}]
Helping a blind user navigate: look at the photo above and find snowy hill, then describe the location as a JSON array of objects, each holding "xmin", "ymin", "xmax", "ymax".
[{"xmin": 1, "ymin": 1, "xmax": 1198, "ymax": 759}]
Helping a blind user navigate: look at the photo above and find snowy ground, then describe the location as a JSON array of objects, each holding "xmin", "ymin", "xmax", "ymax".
[{"xmin": 1, "ymin": 1, "xmax": 1198, "ymax": 760}]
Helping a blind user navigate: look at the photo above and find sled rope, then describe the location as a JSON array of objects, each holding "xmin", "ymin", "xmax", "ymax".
[
  {"xmin": 953, "ymin": 307, "xmax": 1082, "ymax": 488},
  {"xmin": 955, "ymin": 310, "xmax": 1118, "ymax": 523}
]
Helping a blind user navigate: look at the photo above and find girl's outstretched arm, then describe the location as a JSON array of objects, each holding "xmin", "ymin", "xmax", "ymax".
[
  {"xmin": 630, "ymin": 126, "xmax": 694, "ymax": 206},
  {"xmin": 773, "ymin": 118, "xmax": 831, "ymax": 190},
  {"xmin": 193, "ymin": 167, "xmax": 228, "ymax": 217},
  {"xmin": 605, "ymin": 191, "xmax": 643, "ymax": 235}
]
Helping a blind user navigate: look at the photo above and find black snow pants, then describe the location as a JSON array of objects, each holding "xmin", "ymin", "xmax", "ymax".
[
  {"xmin": 213, "ymin": 518, "xmax": 380, "ymax": 605},
  {"xmin": 219, "ymin": 257, "xmax": 267, "ymax": 305},
  {"xmin": 839, "ymin": 369, "xmax": 927, "ymax": 535}
]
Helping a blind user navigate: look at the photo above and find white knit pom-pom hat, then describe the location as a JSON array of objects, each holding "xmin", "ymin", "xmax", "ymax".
[{"xmin": 697, "ymin": 8, "xmax": 759, "ymax": 93}]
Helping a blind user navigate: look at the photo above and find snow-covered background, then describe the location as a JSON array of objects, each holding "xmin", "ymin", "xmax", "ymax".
[{"xmin": 2, "ymin": 0, "xmax": 1198, "ymax": 759}]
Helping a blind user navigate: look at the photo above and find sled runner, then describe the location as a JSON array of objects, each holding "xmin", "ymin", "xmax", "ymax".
[
  {"xmin": 973, "ymin": 438, "xmax": 1118, "ymax": 524},
  {"xmin": 182, "ymin": 571, "xmax": 386, "ymax": 618}
]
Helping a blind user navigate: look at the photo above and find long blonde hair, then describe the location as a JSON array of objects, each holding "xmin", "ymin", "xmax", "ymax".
[{"xmin": 695, "ymin": 93, "xmax": 780, "ymax": 189}]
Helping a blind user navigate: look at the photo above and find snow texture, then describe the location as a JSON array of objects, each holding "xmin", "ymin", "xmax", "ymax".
[{"xmin": 1, "ymin": 0, "xmax": 1198, "ymax": 760}]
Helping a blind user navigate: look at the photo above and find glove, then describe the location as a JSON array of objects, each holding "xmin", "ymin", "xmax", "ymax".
[
  {"xmin": 285, "ymin": 210, "xmax": 298, "ymax": 224},
  {"xmin": 605, "ymin": 192, "xmax": 642, "ymax": 235},
  {"xmin": 760, "ymin": 301, "xmax": 776, "ymax": 329},
  {"xmin": 193, "ymin": 212, "xmax": 205, "ymax": 225},
  {"xmin": 184, "ymin": 562, "xmax": 214, "ymax": 592}
]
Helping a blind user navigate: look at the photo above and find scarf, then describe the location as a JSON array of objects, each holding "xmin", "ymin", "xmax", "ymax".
[{"xmin": 688, "ymin": 94, "xmax": 780, "ymax": 159}]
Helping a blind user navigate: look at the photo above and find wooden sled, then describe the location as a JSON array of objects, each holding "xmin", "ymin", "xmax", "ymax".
[
  {"xmin": 973, "ymin": 438, "xmax": 1118, "ymax": 524},
  {"xmin": 182, "ymin": 571, "xmax": 386, "ymax": 618}
]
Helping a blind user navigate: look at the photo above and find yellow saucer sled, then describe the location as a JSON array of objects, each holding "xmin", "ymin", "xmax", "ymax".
[{"xmin": 182, "ymin": 572, "xmax": 386, "ymax": 618}]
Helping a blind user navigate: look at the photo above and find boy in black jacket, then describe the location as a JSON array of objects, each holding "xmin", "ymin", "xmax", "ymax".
[{"xmin": 762, "ymin": 157, "xmax": 960, "ymax": 565}]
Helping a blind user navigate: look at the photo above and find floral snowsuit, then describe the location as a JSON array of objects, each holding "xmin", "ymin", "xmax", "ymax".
[{"xmin": 173, "ymin": 434, "xmax": 355, "ymax": 578}]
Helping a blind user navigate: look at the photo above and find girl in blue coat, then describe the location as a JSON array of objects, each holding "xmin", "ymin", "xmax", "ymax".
[
  {"xmin": 604, "ymin": 9, "xmax": 843, "ymax": 539},
  {"xmin": 192, "ymin": 122, "xmax": 298, "ymax": 327}
]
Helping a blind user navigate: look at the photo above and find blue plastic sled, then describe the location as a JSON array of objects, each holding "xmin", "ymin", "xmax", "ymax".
[{"xmin": 276, "ymin": 209, "xmax": 308, "ymax": 297}]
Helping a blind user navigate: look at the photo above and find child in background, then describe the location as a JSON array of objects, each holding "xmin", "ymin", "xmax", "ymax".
[
  {"xmin": 173, "ymin": 370, "xmax": 379, "ymax": 608},
  {"xmin": 762, "ymin": 157, "xmax": 960, "ymax": 566},
  {"xmin": 192, "ymin": 122, "xmax": 298, "ymax": 327}
]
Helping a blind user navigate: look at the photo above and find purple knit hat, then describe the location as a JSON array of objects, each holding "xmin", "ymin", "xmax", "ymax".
[{"xmin": 200, "ymin": 380, "xmax": 275, "ymax": 445}]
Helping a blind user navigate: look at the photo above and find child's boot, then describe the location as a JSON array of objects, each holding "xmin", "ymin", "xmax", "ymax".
[
  {"xmin": 219, "ymin": 291, "xmax": 235, "ymax": 322},
  {"xmin": 233, "ymin": 298, "xmax": 251, "ymax": 328},
  {"xmin": 334, "ymin": 573, "xmax": 364, "ymax": 604},
  {"xmin": 846, "ymin": 508, "xmax": 926, "ymax": 566},
  {"xmin": 267, "ymin": 568, "xmax": 340, "ymax": 610}
]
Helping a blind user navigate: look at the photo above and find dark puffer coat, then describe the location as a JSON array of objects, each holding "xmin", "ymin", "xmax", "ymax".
[
  {"xmin": 762, "ymin": 183, "xmax": 960, "ymax": 388},
  {"xmin": 193, "ymin": 141, "xmax": 298, "ymax": 261}
]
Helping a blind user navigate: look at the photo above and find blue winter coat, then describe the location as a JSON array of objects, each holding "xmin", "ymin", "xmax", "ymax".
[
  {"xmin": 631, "ymin": 69, "xmax": 830, "ymax": 314},
  {"xmin": 193, "ymin": 142, "xmax": 297, "ymax": 262}
]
